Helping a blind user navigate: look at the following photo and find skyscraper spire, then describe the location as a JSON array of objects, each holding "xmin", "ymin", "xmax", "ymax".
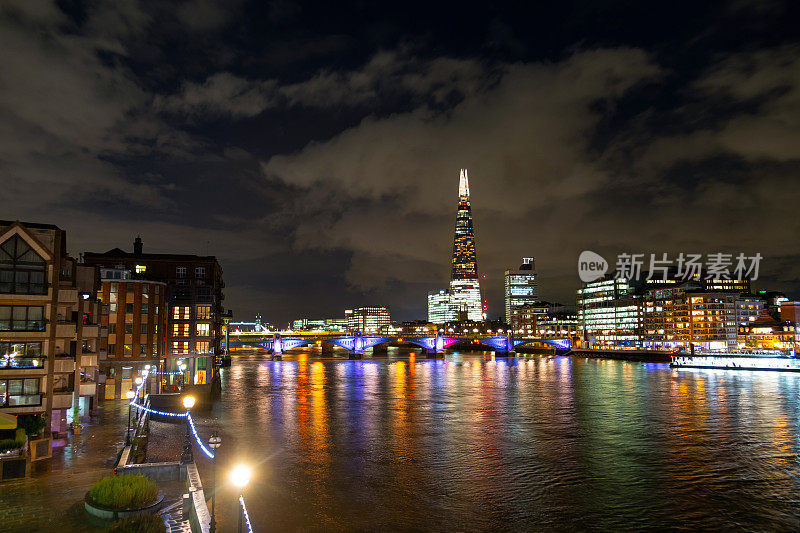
[
  {"xmin": 451, "ymin": 168, "xmax": 478, "ymax": 280},
  {"xmin": 458, "ymin": 168, "xmax": 470, "ymax": 198}
]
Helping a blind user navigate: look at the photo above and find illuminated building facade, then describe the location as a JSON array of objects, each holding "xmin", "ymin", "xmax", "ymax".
[
  {"xmin": 577, "ymin": 278, "xmax": 641, "ymax": 346},
  {"xmin": 428, "ymin": 289, "xmax": 457, "ymax": 324},
  {"xmin": 347, "ymin": 306, "xmax": 390, "ymax": 333},
  {"xmin": 84, "ymin": 237, "xmax": 225, "ymax": 389},
  {"xmin": 737, "ymin": 310, "xmax": 796, "ymax": 351},
  {"xmin": 96, "ymin": 268, "xmax": 166, "ymax": 400},
  {"xmin": 504, "ymin": 257, "xmax": 538, "ymax": 326},
  {"xmin": 448, "ymin": 169, "xmax": 483, "ymax": 321},
  {"xmin": 1, "ymin": 221, "xmax": 104, "ymax": 440}
]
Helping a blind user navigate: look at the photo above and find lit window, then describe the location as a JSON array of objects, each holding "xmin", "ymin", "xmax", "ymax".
[{"xmin": 135, "ymin": 265, "xmax": 146, "ymax": 274}]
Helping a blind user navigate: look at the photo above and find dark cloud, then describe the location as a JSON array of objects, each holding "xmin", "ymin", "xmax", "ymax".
[{"xmin": 1, "ymin": 0, "xmax": 798, "ymax": 324}]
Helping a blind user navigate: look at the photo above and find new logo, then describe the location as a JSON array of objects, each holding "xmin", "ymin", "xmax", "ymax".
[{"xmin": 578, "ymin": 251, "xmax": 608, "ymax": 282}]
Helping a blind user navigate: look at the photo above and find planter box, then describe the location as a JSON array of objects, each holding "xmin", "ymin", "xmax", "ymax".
[{"xmin": 84, "ymin": 491, "xmax": 164, "ymax": 521}]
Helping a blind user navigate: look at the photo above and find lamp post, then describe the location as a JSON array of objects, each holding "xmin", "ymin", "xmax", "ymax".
[
  {"xmin": 125, "ymin": 390, "xmax": 135, "ymax": 445},
  {"xmin": 180, "ymin": 395, "xmax": 196, "ymax": 464},
  {"xmin": 208, "ymin": 433, "xmax": 222, "ymax": 533},
  {"xmin": 230, "ymin": 464, "xmax": 251, "ymax": 533}
]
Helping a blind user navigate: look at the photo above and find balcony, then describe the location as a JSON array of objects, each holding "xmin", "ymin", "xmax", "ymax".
[
  {"xmin": 79, "ymin": 382, "xmax": 97, "ymax": 396},
  {"xmin": 58, "ymin": 288, "xmax": 78, "ymax": 303},
  {"xmin": 81, "ymin": 353, "xmax": 98, "ymax": 367},
  {"xmin": 82, "ymin": 324, "xmax": 99, "ymax": 338},
  {"xmin": 52, "ymin": 358, "xmax": 75, "ymax": 373},
  {"xmin": 52, "ymin": 393, "xmax": 73, "ymax": 409},
  {"xmin": 55, "ymin": 322, "xmax": 76, "ymax": 338}
]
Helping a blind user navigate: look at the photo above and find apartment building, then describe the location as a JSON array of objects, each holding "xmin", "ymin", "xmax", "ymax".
[
  {"xmin": 1, "ymin": 221, "xmax": 103, "ymax": 437},
  {"xmin": 96, "ymin": 268, "xmax": 166, "ymax": 400},
  {"xmin": 84, "ymin": 237, "xmax": 224, "ymax": 390}
]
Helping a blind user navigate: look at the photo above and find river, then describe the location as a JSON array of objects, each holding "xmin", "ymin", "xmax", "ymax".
[{"xmin": 193, "ymin": 348, "xmax": 800, "ymax": 531}]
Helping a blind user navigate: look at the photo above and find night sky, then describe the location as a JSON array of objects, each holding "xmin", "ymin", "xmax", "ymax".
[{"xmin": 2, "ymin": 0, "xmax": 799, "ymax": 325}]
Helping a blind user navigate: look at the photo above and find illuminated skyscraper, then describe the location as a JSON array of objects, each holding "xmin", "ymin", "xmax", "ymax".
[
  {"xmin": 448, "ymin": 169, "xmax": 483, "ymax": 321},
  {"xmin": 451, "ymin": 169, "xmax": 478, "ymax": 280},
  {"xmin": 504, "ymin": 257, "xmax": 538, "ymax": 326}
]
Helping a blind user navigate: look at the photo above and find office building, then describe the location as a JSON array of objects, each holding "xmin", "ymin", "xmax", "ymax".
[
  {"xmin": 428, "ymin": 289, "xmax": 457, "ymax": 324},
  {"xmin": 577, "ymin": 277, "xmax": 641, "ymax": 347},
  {"xmin": 346, "ymin": 306, "xmax": 391, "ymax": 333},
  {"xmin": 504, "ymin": 258, "xmax": 538, "ymax": 326}
]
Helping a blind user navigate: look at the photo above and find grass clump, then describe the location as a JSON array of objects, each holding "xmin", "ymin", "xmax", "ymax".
[
  {"xmin": 89, "ymin": 474, "xmax": 158, "ymax": 509},
  {"xmin": 0, "ymin": 438, "xmax": 25, "ymax": 452},
  {"xmin": 107, "ymin": 513, "xmax": 165, "ymax": 532}
]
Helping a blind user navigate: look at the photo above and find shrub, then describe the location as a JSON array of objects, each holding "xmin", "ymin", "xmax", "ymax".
[
  {"xmin": 107, "ymin": 514, "xmax": 165, "ymax": 533},
  {"xmin": 17, "ymin": 413, "xmax": 46, "ymax": 437},
  {"xmin": 89, "ymin": 474, "xmax": 158, "ymax": 509},
  {"xmin": 0, "ymin": 438, "xmax": 25, "ymax": 452}
]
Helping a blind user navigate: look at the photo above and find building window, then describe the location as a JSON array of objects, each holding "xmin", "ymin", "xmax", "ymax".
[
  {"xmin": 155, "ymin": 286, "xmax": 160, "ymax": 295},
  {"xmin": 195, "ymin": 266, "xmax": 205, "ymax": 278},
  {"xmin": 0, "ymin": 306, "xmax": 45, "ymax": 331},
  {"xmin": 196, "ymin": 323, "xmax": 211, "ymax": 336},
  {"xmin": 108, "ymin": 343, "xmax": 116, "ymax": 356},
  {"xmin": 1, "ymin": 342, "xmax": 44, "ymax": 368},
  {"xmin": 141, "ymin": 303, "xmax": 149, "ymax": 314},
  {"xmin": 109, "ymin": 323, "xmax": 116, "ymax": 334},
  {"xmin": 140, "ymin": 323, "xmax": 147, "ymax": 334},
  {"xmin": 1, "ymin": 378, "xmax": 41, "ymax": 406},
  {"xmin": 173, "ymin": 306, "xmax": 190, "ymax": 320},
  {"xmin": 172, "ymin": 323, "xmax": 189, "ymax": 336},
  {"xmin": 171, "ymin": 341, "xmax": 189, "ymax": 355},
  {"xmin": 110, "ymin": 302, "xmax": 117, "ymax": 313},
  {"xmin": 176, "ymin": 266, "xmax": 187, "ymax": 278},
  {"xmin": 110, "ymin": 282, "xmax": 118, "ymax": 293},
  {"xmin": 195, "ymin": 341, "xmax": 210, "ymax": 354},
  {"xmin": 135, "ymin": 264, "xmax": 146, "ymax": 274},
  {"xmin": 139, "ymin": 344, "xmax": 146, "ymax": 355},
  {"xmin": 196, "ymin": 305, "xmax": 211, "ymax": 320},
  {"xmin": 123, "ymin": 344, "xmax": 132, "ymax": 356},
  {"xmin": 142, "ymin": 284, "xmax": 149, "ymax": 295},
  {"xmin": 0, "ymin": 235, "xmax": 47, "ymax": 294}
]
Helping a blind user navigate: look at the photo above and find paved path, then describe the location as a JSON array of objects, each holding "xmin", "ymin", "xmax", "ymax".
[{"xmin": 0, "ymin": 403, "xmax": 128, "ymax": 533}]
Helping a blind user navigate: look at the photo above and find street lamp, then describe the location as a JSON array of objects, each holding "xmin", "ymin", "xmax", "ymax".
[
  {"xmin": 208, "ymin": 433, "xmax": 222, "ymax": 533},
  {"xmin": 230, "ymin": 464, "xmax": 252, "ymax": 533},
  {"xmin": 125, "ymin": 390, "xmax": 135, "ymax": 445},
  {"xmin": 180, "ymin": 395, "xmax": 196, "ymax": 464}
]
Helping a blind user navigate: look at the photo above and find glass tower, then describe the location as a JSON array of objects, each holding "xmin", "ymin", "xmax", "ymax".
[{"xmin": 449, "ymin": 169, "xmax": 483, "ymax": 321}]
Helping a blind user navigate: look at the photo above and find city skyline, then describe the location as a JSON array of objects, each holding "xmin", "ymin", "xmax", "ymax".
[{"xmin": 1, "ymin": 1, "xmax": 799, "ymax": 325}]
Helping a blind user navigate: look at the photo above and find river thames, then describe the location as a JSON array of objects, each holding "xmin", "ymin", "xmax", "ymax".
[{"xmin": 193, "ymin": 348, "xmax": 800, "ymax": 531}]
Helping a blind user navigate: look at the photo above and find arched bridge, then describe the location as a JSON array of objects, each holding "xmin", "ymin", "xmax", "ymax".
[{"xmin": 227, "ymin": 331, "xmax": 571, "ymax": 359}]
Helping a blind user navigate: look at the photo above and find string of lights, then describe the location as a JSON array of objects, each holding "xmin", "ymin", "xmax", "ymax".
[
  {"xmin": 187, "ymin": 413, "xmax": 215, "ymax": 459},
  {"xmin": 239, "ymin": 496, "xmax": 254, "ymax": 532},
  {"xmin": 127, "ymin": 374, "xmax": 214, "ymax": 457}
]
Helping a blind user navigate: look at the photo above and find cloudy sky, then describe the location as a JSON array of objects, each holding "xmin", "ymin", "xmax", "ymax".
[{"xmin": 2, "ymin": 0, "xmax": 798, "ymax": 325}]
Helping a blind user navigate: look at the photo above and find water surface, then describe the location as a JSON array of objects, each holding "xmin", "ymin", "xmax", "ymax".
[{"xmin": 200, "ymin": 349, "xmax": 800, "ymax": 531}]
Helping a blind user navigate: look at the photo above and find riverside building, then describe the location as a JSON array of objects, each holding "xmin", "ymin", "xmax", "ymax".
[
  {"xmin": 84, "ymin": 237, "xmax": 224, "ymax": 391},
  {"xmin": 0, "ymin": 221, "xmax": 104, "ymax": 439},
  {"xmin": 346, "ymin": 306, "xmax": 390, "ymax": 333},
  {"xmin": 96, "ymin": 267, "xmax": 166, "ymax": 400}
]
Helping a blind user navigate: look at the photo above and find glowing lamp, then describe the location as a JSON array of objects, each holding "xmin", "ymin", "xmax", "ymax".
[
  {"xmin": 230, "ymin": 465, "xmax": 251, "ymax": 488},
  {"xmin": 125, "ymin": 390, "xmax": 135, "ymax": 400},
  {"xmin": 182, "ymin": 395, "xmax": 196, "ymax": 410}
]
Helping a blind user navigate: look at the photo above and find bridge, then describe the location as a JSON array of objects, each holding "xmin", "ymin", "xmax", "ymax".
[{"xmin": 226, "ymin": 330, "xmax": 571, "ymax": 359}]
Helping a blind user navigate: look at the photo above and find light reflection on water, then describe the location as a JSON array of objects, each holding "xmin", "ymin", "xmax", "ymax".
[{"xmin": 205, "ymin": 349, "xmax": 800, "ymax": 531}]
